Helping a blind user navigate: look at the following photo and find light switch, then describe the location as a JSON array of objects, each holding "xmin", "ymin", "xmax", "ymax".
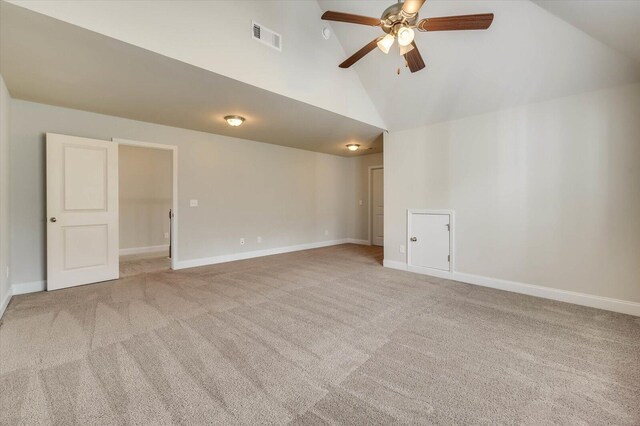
[{"xmin": 189, "ymin": 199, "xmax": 198, "ymax": 207}]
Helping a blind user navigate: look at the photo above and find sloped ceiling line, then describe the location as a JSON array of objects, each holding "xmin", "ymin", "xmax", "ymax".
[{"xmin": 317, "ymin": 0, "xmax": 640, "ymax": 131}]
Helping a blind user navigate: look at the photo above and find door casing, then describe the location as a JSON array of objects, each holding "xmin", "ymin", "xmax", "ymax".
[
  {"xmin": 368, "ymin": 165, "xmax": 384, "ymax": 246},
  {"xmin": 113, "ymin": 138, "xmax": 178, "ymax": 270}
]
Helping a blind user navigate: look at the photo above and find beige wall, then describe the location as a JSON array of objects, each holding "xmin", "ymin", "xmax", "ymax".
[
  {"xmin": 10, "ymin": 100, "xmax": 361, "ymax": 285},
  {"xmin": 119, "ymin": 145, "xmax": 172, "ymax": 251},
  {"xmin": 348, "ymin": 153, "xmax": 383, "ymax": 243},
  {"xmin": 0, "ymin": 75, "xmax": 11, "ymax": 312},
  {"xmin": 385, "ymin": 83, "xmax": 640, "ymax": 303}
]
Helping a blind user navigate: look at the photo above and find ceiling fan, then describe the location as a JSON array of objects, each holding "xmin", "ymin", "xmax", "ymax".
[{"xmin": 321, "ymin": 0, "xmax": 494, "ymax": 73}]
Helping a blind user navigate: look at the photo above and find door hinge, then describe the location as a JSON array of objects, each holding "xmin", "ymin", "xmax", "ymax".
[
  {"xmin": 448, "ymin": 255, "xmax": 450, "ymax": 262},
  {"xmin": 446, "ymin": 224, "xmax": 450, "ymax": 231}
]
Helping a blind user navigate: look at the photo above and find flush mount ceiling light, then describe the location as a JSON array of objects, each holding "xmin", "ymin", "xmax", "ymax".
[
  {"xmin": 224, "ymin": 115, "xmax": 245, "ymax": 127},
  {"xmin": 346, "ymin": 143, "xmax": 360, "ymax": 151}
]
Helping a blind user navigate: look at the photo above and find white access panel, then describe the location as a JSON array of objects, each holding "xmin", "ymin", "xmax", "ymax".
[{"xmin": 408, "ymin": 211, "xmax": 452, "ymax": 272}]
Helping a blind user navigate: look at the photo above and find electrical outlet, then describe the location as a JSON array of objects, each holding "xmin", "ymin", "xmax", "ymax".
[
  {"xmin": 189, "ymin": 199, "xmax": 198, "ymax": 207},
  {"xmin": 359, "ymin": 199, "xmax": 363, "ymax": 206},
  {"xmin": 324, "ymin": 230, "xmax": 329, "ymax": 236},
  {"xmin": 240, "ymin": 238, "xmax": 245, "ymax": 245},
  {"xmin": 399, "ymin": 245, "xmax": 406, "ymax": 254},
  {"xmin": 257, "ymin": 236, "xmax": 262, "ymax": 243},
  {"xmin": 164, "ymin": 232, "xmax": 169, "ymax": 239}
]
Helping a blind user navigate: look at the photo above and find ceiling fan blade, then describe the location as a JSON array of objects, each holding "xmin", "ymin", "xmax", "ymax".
[
  {"xmin": 404, "ymin": 42, "xmax": 425, "ymax": 73},
  {"xmin": 402, "ymin": 0, "xmax": 426, "ymax": 15},
  {"xmin": 321, "ymin": 11, "xmax": 381, "ymax": 26},
  {"xmin": 339, "ymin": 39, "xmax": 380, "ymax": 68},
  {"xmin": 417, "ymin": 13, "xmax": 494, "ymax": 31}
]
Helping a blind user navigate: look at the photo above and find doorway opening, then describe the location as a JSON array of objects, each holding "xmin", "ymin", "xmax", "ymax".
[
  {"xmin": 116, "ymin": 139, "xmax": 177, "ymax": 277},
  {"xmin": 369, "ymin": 165, "xmax": 384, "ymax": 246}
]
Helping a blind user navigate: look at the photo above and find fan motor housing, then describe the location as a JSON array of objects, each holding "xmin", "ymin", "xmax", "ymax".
[{"xmin": 380, "ymin": 3, "xmax": 419, "ymax": 34}]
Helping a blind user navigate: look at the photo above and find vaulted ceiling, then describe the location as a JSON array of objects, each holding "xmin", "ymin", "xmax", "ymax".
[
  {"xmin": 533, "ymin": 0, "xmax": 640, "ymax": 63},
  {"xmin": 0, "ymin": 0, "xmax": 384, "ymax": 156},
  {"xmin": 2, "ymin": 0, "xmax": 640, "ymax": 150},
  {"xmin": 318, "ymin": 0, "xmax": 640, "ymax": 131}
]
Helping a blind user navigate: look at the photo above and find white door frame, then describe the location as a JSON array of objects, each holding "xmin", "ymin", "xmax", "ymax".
[
  {"xmin": 113, "ymin": 138, "xmax": 178, "ymax": 270},
  {"xmin": 368, "ymin": 165, "xmax": 384, "ymax": 246},
  {"xmin": 407, "ymin": 209, "xmax": 455, "ymax": 279}
]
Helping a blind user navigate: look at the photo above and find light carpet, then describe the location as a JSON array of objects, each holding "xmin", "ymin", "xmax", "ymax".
[
  {"xmin": 120, "ymin": 252, "xmax": 171, "ymax": 278},
  {"xmin": 1, "ymin": 244, "xmax": 638, "ymax": 425}
]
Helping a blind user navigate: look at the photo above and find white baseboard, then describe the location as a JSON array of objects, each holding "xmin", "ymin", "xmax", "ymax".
[
  {"xmin": 175, "ymin": 239, "xmax": 351, "ymax": 270},
  {"xmin": 0, "ymin": 288, "xmax": 12, "ymax": 320},
  {"xmin": 12, "ymin": 280, "xmax": 47, "ymax": 295},
  {"xmin": 347, "ymin": 239, "xmax": 371, "ymax": 246},
  {"xmin": 383, "ymin": 259, "xmax": 408, "ymax": 271},
  {"xmin": 410, "ymin": 265, "xmax": 453, "ymax": 280},
  {"xmin": 384, "ymin": 260, "xmax": 640, "ymax": 317},
  {"xmin": 453, "ymin": 272, "xmax": 640, "ymax": 317},
  {"xmin": 7, "ymin": 240, "xmax": 358, "ymax": 296},
  {"xmin": 120, "ymin": 245, "xmax": 169, "ymax": 256}
]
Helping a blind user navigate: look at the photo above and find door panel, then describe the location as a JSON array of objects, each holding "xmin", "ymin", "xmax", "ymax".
[
  {"xmin": 47, "ymin": 133, "xmax": 119, "ymax": 290},
  {"xmin": 372, "ymin": 167, "xmax": 384, "ymax": 246},
  {"xmin": 63, "ymin": 225, "xmax": 108, "ymax": 269},
  {"xmin": 64, "ymin": 145, "xmax": 108, "ymax": 210},
  {"xmin": 409, "ymin": 213, "xmax": 450, "ymax": 271}
]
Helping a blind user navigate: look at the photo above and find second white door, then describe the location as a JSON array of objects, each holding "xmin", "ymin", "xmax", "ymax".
[
  {"xmin": 371, "ymin": 167, "xmax": 384, "ymax": 246},
  {"xmin": 409, "ymin": 212, "xmax": 451, "ymax": 271}
]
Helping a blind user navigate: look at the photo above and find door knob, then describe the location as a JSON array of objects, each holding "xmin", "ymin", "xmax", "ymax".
[
  {"xmin": 50, "ymin": 217, "xmax": 57, "ymax": 223},
  {"xmin": 410, "ymin": 237, "xmax": 417, "ymax": 242}
]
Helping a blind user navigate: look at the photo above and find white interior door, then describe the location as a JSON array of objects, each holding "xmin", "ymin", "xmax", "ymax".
[
  {"xmin": 47, "ymin": 133, "xmax": 119, "ymax": 290},
  {"xmin": 409, "ymin": 213, "xmax": 450, "ymax": 271},
  {"xmin": 371, "ymin": 167, "xmax": 384, "ymax": 246}
]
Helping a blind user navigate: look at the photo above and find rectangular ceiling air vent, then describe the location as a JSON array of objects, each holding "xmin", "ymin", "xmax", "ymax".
[{"xmin": 252, "ymin": 21, "xmax": 282, "ymax": 52}]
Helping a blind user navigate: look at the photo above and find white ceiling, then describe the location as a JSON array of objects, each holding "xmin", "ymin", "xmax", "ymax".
[
  {"xmin": 317, "ymin": 0, "xmax": 640, "ymax": 131},
  {"xmin": 5, "ymin": 0, "xmax": 386, "ymax": 129},
  {"xmin": 533, "ymin": 0, "xmax": 640, "ymax": 63},
  {"xmin": 0, "ymin": 2, "xmax": 383, "ymax": 157},
  {"xmin": 3, "ymin": 0, "xmax": 640, "ymax": 142}
]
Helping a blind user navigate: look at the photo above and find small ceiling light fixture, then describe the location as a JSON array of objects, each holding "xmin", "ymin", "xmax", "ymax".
[
  {"xmin": 224, "ymin": 115, "xmax": 245, "ymax": 127},
  {"xmin": 346, "ymin": 143, "xmax": 360, "ymax": 151},
  {"xmin": 397, "ymin": 26, "xmax": 415, "ymax": 46},
  {"xmin": 322, "ymin": 27, "xmax": 331, "ymax": 40},
  {"xmin": 377, "ymin": 33, "xmax": 395, "ymax": 54}
]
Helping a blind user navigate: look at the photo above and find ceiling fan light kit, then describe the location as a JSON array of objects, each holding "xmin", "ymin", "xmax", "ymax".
[
  {"xmin": 321, "ymin": 0, "xmax": 494, "ymax": 74},
  {"xmin": 397, "ymin": 26, "xmax": 415, "ymax": 46},
  {"xmin": 399, "ymin": 43, "xmax": 414, "ymax": 56},
  {"xmin": 377, "ymin": 34, "xmax": 395, "ymax": 54}
]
